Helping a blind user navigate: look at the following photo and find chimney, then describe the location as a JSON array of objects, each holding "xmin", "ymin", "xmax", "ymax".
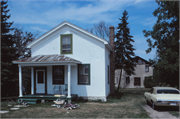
[{"xmin": 109, "ymin": 26, "xmax": 115, "ymax": 94}]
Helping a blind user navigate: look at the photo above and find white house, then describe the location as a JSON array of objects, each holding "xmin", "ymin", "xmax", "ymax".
[
  {"xmin": 115, "ymin": 56, "xmax": 153, "ymax": 88},
  {"xmin": 13, "ymin": 21, "xmax": 115, "ymax": 102}
]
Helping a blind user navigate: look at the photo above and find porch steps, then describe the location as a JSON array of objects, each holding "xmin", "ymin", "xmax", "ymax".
[
  {"xmin": 19, "ymin": 98, "xmax": 37, "ymax": 104},
  {"xmin": 18, "ymin": 94, "xmax": 78, "ymax": 104}
]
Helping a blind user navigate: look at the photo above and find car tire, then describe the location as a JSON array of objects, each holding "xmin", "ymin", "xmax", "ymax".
[
  {"xmin": 145, "ymin": 98, "xmax": 148, "ymax": 104},
  {"xmin": 152, "ymin": 102, "xmax": 156, "ymax": 110}
]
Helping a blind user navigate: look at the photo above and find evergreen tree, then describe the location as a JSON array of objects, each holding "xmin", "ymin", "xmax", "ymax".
[
  {"xmin": 115, "ymin": 10, "xmax": 136, "ymax": 92},
  {"xmin": 143, "ymin": 1, "xmax": 179, "ymax": 88},
  {"xmin": 1, "ymin": 0, "xmax": 19, "ymax": 96},
  {"xmin": 13, "ymin": 28, "xmax": 35, "ymax": 94},
  {"xmin": 1, "ymin": 1, "xmax": 36, "ymax": 96}
]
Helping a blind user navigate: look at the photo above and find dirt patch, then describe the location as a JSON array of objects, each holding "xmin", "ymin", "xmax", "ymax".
[{"xmin": 143, "ymin": 105, "xmax": 178, "ymax": 119}]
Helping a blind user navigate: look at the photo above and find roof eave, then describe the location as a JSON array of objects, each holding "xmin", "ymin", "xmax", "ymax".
[
  {"xmin": 12, "ymin": 61, "xmax": 82, "ymax": 64},
  {"xmin": 105, "ymin": 43, "xmax": 112, "ymax": 51},
  {"xmin": 27, "ymin": 21, "xmax": 109, "ymax": 48}
]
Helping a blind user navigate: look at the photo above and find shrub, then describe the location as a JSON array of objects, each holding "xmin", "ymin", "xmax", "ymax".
[{"xmin": 144, "ymin": 76, "xmax": 157, "ymax": 88}]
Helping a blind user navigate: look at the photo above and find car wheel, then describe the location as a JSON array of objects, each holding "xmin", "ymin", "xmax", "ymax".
[
  {"xmin": 152, "ymin": 102, "xmax": 156, "ymax": 110},
  {"xmin": 145, "ymin": 98, "xmax": 148, "ymax": 104}
]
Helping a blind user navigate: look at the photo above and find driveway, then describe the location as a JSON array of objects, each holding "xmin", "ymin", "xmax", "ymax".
[{"xmin": 143, "ymin": 104, "xmax": 179, "ymax": 119}]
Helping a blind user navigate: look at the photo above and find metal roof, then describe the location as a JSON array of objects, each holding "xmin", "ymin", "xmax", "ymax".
[{"xmin": 13, "ymin": 55, "xmax": 81, "ymax": 64}]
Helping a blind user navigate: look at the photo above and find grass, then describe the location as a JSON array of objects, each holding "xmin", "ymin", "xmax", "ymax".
[
  {"xmin": 0, "ymin": 88, "xmax": 177, "ymax": 118},
  {"xmin": 1, "ymin": 89, "xmax": 151, "ymax": 118}
]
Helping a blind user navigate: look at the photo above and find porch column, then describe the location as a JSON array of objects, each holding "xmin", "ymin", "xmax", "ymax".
[
  {"xmin": 67, "ymin": 64, "xmax": 71, "ymax": 98},
  {"xmin": 19, "ymin": 65, "xmax": 23, "ymax": 97},
  {"xmin": 31, "ymin": 67, "xmax": 34, "ymax": 94}
]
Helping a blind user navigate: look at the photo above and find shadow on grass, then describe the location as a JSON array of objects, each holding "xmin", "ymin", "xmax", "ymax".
[{"xmin": 108, "ymin": 92, "xmax": 123, "ymax": 99}]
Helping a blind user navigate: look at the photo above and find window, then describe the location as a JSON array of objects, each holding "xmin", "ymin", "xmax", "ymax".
[
  {"xmin": 126, "ymin": 77, "xmax": 130, "ymax": 85},
  {"xmin": 145, "ymin": 65, "xmax": 149, "ymax": 72},
  {"xmin": 108, "ymin": 65, "xmax": 110, "ymax": 84},
  {"xmin": 37, "ymin": 71, "xmax": 44, "ymax": 83},
  {"xmin": 78, "ymin": 64, "xmax": 90, "ymax": 85},
  {"xmin": 134, "ymin": 77, "xmax": 141, "ymax": 86},
  {"xmin": 61, "ymin": 34, "xmax": 72, "ymax": 54},
  {"xmin": 53, "ymin": 66, "xmax": 64, "ymax": 84},
  {"xmin": 157, "ymin": 89, "xmax": 180, "ymax": 94}
]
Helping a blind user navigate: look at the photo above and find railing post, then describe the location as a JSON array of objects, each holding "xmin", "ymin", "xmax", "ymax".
[
  {"xmin": 67, "ymin": 64, "xmax": 71, "ymax": 100},
  {"xmin": 19, "ymin": 65, "xmax": 23, "ymax": 97},
  {"xmin": 31, "ymin": 67, "xmax": 34, "ymax": 94}
]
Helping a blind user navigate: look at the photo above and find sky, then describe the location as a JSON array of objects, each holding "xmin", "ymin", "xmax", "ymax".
[{"xmin": 7, "ymin": 0, "xmax": 159, "ymax": 61}]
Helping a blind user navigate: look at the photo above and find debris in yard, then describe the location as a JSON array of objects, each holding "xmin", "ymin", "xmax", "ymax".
[
  {"xmin": 41, "ymin": 99, "xmax": 45, "ymax": 103},
  {"xmin": 66, "ymin": 107, "xmax": 72, "ymax": 110},
  {"xmin": 14, "ymin": 105, "xmax": 28, "ymax": 108},
  {"xmin": 52, "ymin": 98, "xmax": 80, "ymax": 110},
  {"xmin": 67, "ymin": 111, "xmax": 69, "ymax": 113},
  {"xmin": 0, "ymin": 111, "xmax": 9, "ymax": 114},
  {"xmin": 51, "ymin": 104, "xmax": 57, "ymax": 107},
  {"xmin": 10, "ymin": 108, "xmax": 20, "ymax": 110},
  {"xmin": 8, "ymin": 104, "xmax": 12, "ymax": 106},
  {"xmin": 53, "ymin": 99, "xmax": 65, "ymax": 104}
]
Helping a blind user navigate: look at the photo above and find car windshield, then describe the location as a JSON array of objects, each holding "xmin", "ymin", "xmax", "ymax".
[{"xmin": 157, "ymin": 89, "xmax": 180, "ymax": 94}]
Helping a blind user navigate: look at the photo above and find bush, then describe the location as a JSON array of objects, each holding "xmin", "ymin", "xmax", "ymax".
[{"xmin": 144, "ymin": 76, "xmax": 157, "ymax": 88}]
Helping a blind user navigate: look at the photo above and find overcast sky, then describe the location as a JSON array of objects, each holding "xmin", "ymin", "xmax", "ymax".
[{"xmin": 7, "ymin": 0, "xmax": 159, "ymax": 61}]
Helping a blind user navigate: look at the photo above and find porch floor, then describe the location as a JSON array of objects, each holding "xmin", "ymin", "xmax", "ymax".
[{"xmin": 18, "ymin": 94, "xmax": 78, "ymax": 104}]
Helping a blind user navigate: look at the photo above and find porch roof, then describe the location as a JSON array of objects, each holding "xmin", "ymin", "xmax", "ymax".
[{"xmin": 12, "ymin": 55, "xmax": 81, "ymax": 65}]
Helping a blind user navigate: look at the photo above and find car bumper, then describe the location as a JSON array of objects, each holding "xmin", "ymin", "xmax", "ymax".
[{"xmin": 155, "ymin": 102, "xmax": 180, "ymax": 106}]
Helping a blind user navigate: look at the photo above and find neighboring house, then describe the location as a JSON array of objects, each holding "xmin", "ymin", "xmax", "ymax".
[
  {"xmin": 13, "ymin": 21, "xmax": 115, "ymax": 102},
  {"xmin": 115, "ymin": 56, "xmax": 153, "ymax": 88}
]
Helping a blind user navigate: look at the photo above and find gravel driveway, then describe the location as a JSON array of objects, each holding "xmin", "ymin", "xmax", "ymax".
[{"xmin": 143, "ymin": 105, "xmax": 179, "ymax": 119}]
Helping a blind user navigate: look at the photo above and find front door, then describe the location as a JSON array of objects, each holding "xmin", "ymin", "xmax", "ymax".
[{"xmin": 36, "ymin": 70, "xmax": 45, "ymax": 94}]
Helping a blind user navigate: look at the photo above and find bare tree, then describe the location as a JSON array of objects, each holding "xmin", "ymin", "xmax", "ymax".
[
  {"xmin": 86, "ymin": 28, "xmax": 94, "ymax": 34},
  {"xmin": 94, "ymin": 21, "xmax": 110, "ymax": 41},
  {"xmin": 86, "ymin": 21, "xmax": 110, "ymax": 42}
]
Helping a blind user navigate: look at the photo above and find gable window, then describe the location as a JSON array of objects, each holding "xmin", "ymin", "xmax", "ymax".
[
  {"xmin": 78, "ymin": 64, "xmax": 90, "ymax": 85},
  {"xmin": 134, "ymin": 77, "xmax": 141, "ymax": 86},
  {"xmin": 61, "ymin": 34, "xmax": 72, "ymax": 54},
  {"xmin": 145, "ymin": 64, "xmax": 149, "ymax": 72},
  {"xmin": 53, "ymin": 66, "xmax": 64, "ymax": 84}
]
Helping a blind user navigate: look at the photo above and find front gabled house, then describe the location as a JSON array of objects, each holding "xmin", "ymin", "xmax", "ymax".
[{"xmin": 12, "ymin": 21, "xmax": 115, "ymax": 103}]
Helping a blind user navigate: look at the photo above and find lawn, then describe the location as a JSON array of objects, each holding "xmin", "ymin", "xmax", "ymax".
[
  {"xmin": 1, "ymin": 88, "xmax": 151, "ymax": 118},
  {"xmin": 1, "ymin": 88, "xmax": 178, "ymax": 118}
]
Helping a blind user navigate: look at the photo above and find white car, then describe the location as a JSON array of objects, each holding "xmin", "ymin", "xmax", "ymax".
[{"xmin": 144, "ymin": 87, "xmax": 180, "ymax": 110}]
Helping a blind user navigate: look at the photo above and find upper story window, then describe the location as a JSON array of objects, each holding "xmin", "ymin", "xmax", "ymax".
[
  {"xmin": 145, "ymin": 64, "xmax": 149, "ymax": 72},
  {"xmin": 61, "ymin": 34, "xmax": 72, "ymax": 54}
]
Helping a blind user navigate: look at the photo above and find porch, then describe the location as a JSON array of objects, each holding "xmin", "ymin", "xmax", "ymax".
[
  {"xmin": 18, "ymin": 94, "xmax": 78, "ymax": 104},
  {"xmin": 12, "ymin": 55, "xmax": 82, "ymax": 103}
]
